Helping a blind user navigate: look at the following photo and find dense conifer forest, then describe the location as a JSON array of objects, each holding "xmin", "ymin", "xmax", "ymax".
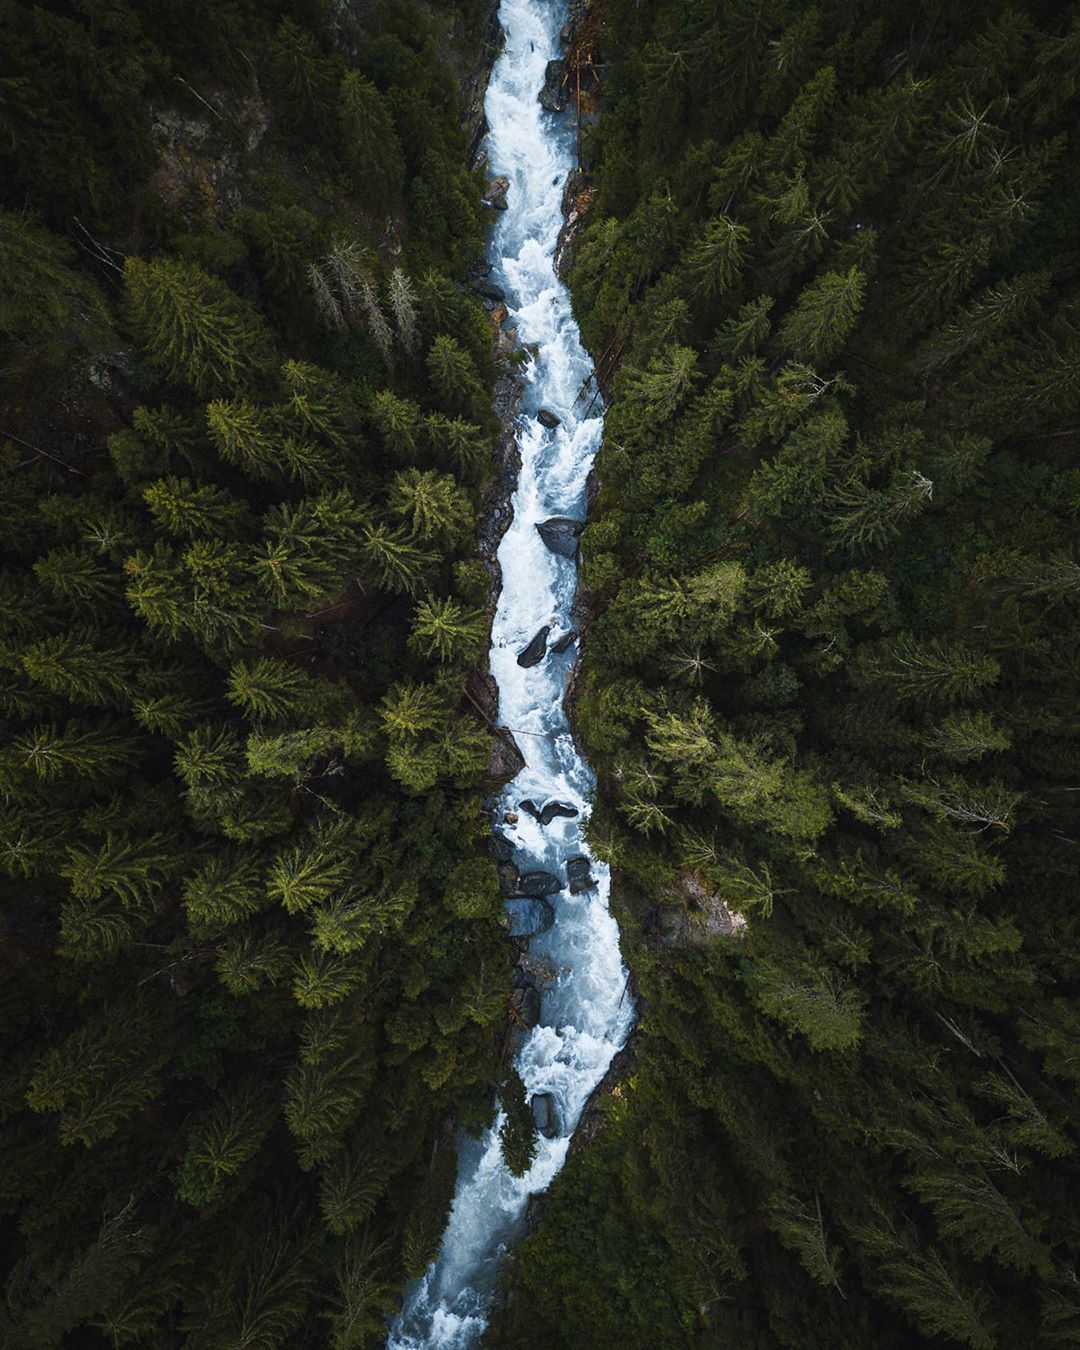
[
  {"xmin": 5, "ymin": 0, "xmax": 1080, "ymax": 1346},
  {"xmin": 0, "ymin": 0, "xmax": 510, "ymax": 1343},
  {"xmin": 492, "ymin": 2, "xmax": 1080, "ymax": 1347}
]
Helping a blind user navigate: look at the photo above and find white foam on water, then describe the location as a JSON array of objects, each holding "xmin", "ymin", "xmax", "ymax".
[{"xmin": 387, "ymin": 2, "xmax": 634, "ymax": 1343}]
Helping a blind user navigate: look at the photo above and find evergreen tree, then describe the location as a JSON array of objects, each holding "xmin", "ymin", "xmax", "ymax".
[{"xmin": 124, "ymin": 258, "xmax": 274, "ymax": 395}]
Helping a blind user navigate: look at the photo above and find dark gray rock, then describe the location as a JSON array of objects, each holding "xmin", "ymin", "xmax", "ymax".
[
  {"xmin": 489, "ymin": 832, "xmax": 516, "ymax": 863},
  {"xmin": 514, "ymin": 870, "xmax": 562, "ymax": 897},
  {"xmin": 536, "ymin": 517, "xmax": 583, "ymax": 559},
  {"xmin": 530, "ymin": 1091, "xmax": 560, "ymax": 1138},
  {"xmin": 519, "ymin": 799, "xmax": 579, "ymax": 826},
  {"xmin": 505, "ymin": 897, "xmax": 556, "ymax": 938},
  {"xmin": 517, "ymin": 625, "xmax": 550, "ymax": 668},
  {"xmin": 510, "ymin": 963, "xmax": 536, "ymax": 991},
  {"xmin": 496, "ymin": 861, "xmax": 519, "ymax": 897},
  {"xmin": 488, "ymin": 728, "xmax": 525, "ymax": 786},
  {"xmin": 511, "ymin": 984, "xmax": 542, "ymax": 1027},
  {"xmin": 484, "ymin": 175, "xmax": 510, "ymax": 210},
  {"xmin": 538, "ymin": 58, "xmax": 567, "ymax": 114},
  {"xmin": 567, "ymin": 855, "xmax": 595, "ymax": 894},
  {"xmin": 549, "ymin": 629, "xmax": 577, "ymax": 655},
  {"xmin": 537, "ymin": 408, "xmax": 561, "ymax": 429}
]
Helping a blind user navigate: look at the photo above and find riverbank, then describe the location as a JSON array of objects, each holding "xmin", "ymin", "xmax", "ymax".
[{"xmin": 388, "ymin": 1, "xmax": 634, "ymax": 1341}]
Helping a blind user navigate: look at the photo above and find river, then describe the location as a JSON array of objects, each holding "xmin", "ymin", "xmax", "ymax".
[{"xmin": 386, "ymin": 0, "xmax": 634, "ymax": 1344}]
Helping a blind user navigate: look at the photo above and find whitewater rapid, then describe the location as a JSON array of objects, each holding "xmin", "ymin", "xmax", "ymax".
[{"xmin": 387, "ymin": 1, "xmax": 633, "ymax": 1344}]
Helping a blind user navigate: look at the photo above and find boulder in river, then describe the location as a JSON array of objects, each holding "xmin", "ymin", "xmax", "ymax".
[
  {"xmin": 530, "ymin": 1091, "xmax": 560, "ymax": 1138},
  {"xmin": 536, "ymin": 517, "xmax": 583, "ymax": 559},
  {"xmin": 567, "ymin": 855, "xmax": 595, "ymax": 894},
  {"xmin": 549, "ymin": 629, "xmax": 577, "ymax": 655},
  {"xmin": 505, "ymin": 897, "xmax": 556, "ymax": 938},
  {"xmin": 538, "ymin": 58, "xmax": 567, "ymax": 114},
  {"xmin": 489, "ymin": 832, "xmax": 516, "ymax": 863},
  {"xmin": 514, "ymin": 870, "xmax": 562, "ymax": 897},
  {"xmin": 488, "ymin": 727, "xmax": 526, "ymax": 786},
  {"xmin": 520, "ymin": 799, "xmax": 579, "ymax": 826},
  {"xmin": 537, "ymin": 408, "xmax": 561, "ymax": 428},
  {"xmin": 516, "ymin": 625, "xmax": 550, "ymax": 668},
  {"xmin": 496, "ymin": 861, "xmax": 520, "ymax": 897},
  {"xmin": 484, "ymin": 175, "xmax": 510, "ymax": 210}
]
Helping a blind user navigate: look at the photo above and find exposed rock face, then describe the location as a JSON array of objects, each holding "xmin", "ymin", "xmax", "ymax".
[
  {"xmin": 554, "ymin": 167, "xmax": 596, "ymax": 280},
  {"xmin": 537, "ymin": 407, "xmax": 561, "ymax": 428},
  {"xmin": 484, "ymin": 175, "xmax": 510, "ymax": 209},
  {"xmin": 536, "ymin": 517, "xmax": 584, "ymax": 559},
  {"xmin": 490, "ymin": 832, "xmax": 516, "ymax": 863},
  {"xmin": 566, "ymin": 855, "xmax": 594, "ymax": 894},
  {"xmin": 538, "ymin": 58, "xmax": 567, "ymax": 114},
  {"xmin": 658, "ymin": 872, "xmax": 749, "ymax": 947},
  {"xmin": 487, "ymin": 727, "xmax": 526, "ymax": 786},
  {"xmin": 514, "ymin": 871, "xmax": 562, "ymax": 897},
  {"xmin": 519, "ymin": 799, "xmax": 579, "ymax": 826},
  {"xmin": 549, "ymin": 629, "xmax": 577, "ymax": 655},
  {"xmin": 496, "ymin": 861, "xmax": 520, "ymax": 897},
  {"xmin": 530, "ymin": 1091, "xmax": 560, "ymax": 1138},
  {"xmin": 517, "ymin": 952, "xmax": 558, "ymax": 986},
  {"xmin": 511, "ymin": 983, "xmax": 542, "ymax": 1027},
  {"xmin": 505, "ymin": 897, "xmax": 556, "ymax": 938},
  {"xmin": 451, "ymin": 0, "xmax": 502, "ymax": 164},
  {"xmin": 517, "ymin": 625, "xmax": 550, "ymax": 667}
]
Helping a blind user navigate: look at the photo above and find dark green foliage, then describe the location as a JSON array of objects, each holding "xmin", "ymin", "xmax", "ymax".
[
  {"xmin": 0, "ymin": 0, "xmax": 506, "ymax": 1342},
  {"xmin": 496, "ymin": 1, "xmax": 1080, "ymax": 1347},
  {"xmin": 498, "ymin": 1070, "xmax": 537, "ymax": 1178}
]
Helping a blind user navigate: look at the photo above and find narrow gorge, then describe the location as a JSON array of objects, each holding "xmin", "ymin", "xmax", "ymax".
[{"xmin": 389, "ymin": 0, "xmax": 633, "ymax": 1343}]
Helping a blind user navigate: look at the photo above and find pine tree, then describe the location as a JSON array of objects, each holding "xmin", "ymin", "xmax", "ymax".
[
  {"xmin": 859, "ymin": 635, "xmax": 1000, "ymax": 705},
  {"xmin": 827, "ymin": 468, "xmax": 933, "ymax": 552},
  {"xmin": 215, "ymin": 928, "xmax": 292, "ymax": 996},
  {"xmin": 292, "ymin": 948, "xmax": 363, "ymax": 1010},
  {"xmin": 143, "ymin": 476, "xmax": 251, "ymax": 540},
  {"xmin": 206, "ymin": 399, "xmax": 281, "ymax": 480},
  {"xmin": 19, "ymin": 629, "xmax": 134, "ymax": 708},
  {"xmin": 132, "ymin": 403, "xmax": 204, "ymax": 465},
  {"xmin": 360, "ymin": 523, "xmax": 434, "ymax": 595},
  {"xmin": 338, "ymin": 71, "xmax": 405, "ymax": 210},
  {"xmin": 426, "ymin": 335, "xmax": 485, "ymax": 416},
  {"xmin": 267, "ymin": 829, "xmax": 352, "ymax": 915},
  {"xmin": 271, "ymin": 17, "xmax": 335, "ymax": 125},
  {"xmin": 26, "ymin": 999, "xmax": 170, "ymax": 1147},
  {"xmin": 61, "ymin": 833, "xmax": 180, "ymax": 909},
  {"xmin": 33, "ymin": 548, "xmax": 119, "ymax": 610},
  {"xmin": 227, "ymin": 658, "xmax": 311, "ymax": 722},
  {"xmin": 387, "ymin": 468, "xmax": 473, "ymax": 546},
  {"xmin": 319, "ymin": 1147, "xmax": 391, "ymax": 1236},
  {"xmin": 389, "ymin": 268, "xmax": 419, "ymax": 352},
  {"xmin": 408, "ymin": 597, "xmax": 486, "ymax": 663},
  {"xmin": 499, "ymin": 1070, "xmax": 538, "ymax": 1177},
  {"xmin": 777, "ymin": 266, "xmax": 865, "ymax": 365},
  {"xmin": 10, "ymin": 720, "xmax": 141, "ymax": 784},
  {"xmin": 124, "ymin": 258, "xmax": 274, "ymax": 395},
  {"xmin": 765, "ymin": 1191, "xmax": 843, "ymax": 1291},
  {"xmin": 176, "ymin": 1083, "xmax": 277, "ymax": 1204},
  {"xmin": 278, "ymin": 360, "xmax": 358, "ymax": 455},
  {"xmin": 284, "ymin": 1044, "xmax": 372, "ymax": 1165},
  {"xmin": 683, "ymin": 215, "xmax": 750, "ymax": 296},
  {"xmin": 624, "ymin": 346, "xmax": 701, "ymax": 421},
  {"xmin": 183, "ymin": 851, "xmax": 265, "ymax": 937},
  {"xmin": 254, "ymin": 492, "xmax": 364, "ymax": 609}
]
